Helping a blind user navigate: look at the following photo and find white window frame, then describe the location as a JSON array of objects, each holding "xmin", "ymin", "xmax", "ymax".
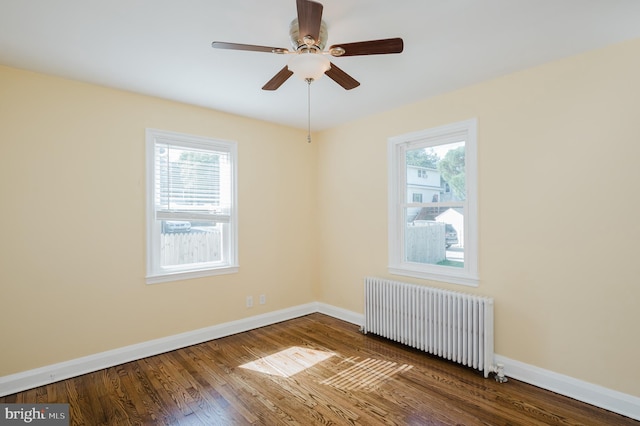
[
  {"xmin": 388, "ymin": 118, "xmax": 478, "ymax": 287},
  {"xmin": 145, "ymin": 128, "xmax": 238, "ymax": 284}
]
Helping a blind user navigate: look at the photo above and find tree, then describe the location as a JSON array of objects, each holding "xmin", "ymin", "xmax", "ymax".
[
  {"xmin": 406, "ymin": 148, "xmax": 439, "ymax": 168},
  {"xmin": 437, "ymin": 146, "xmax": 465, "ymax": 200}
]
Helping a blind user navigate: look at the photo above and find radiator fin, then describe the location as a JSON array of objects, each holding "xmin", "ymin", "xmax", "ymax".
[{"xmin": 364, "ymin": 277, "xmax": 494, "ymax": 378}]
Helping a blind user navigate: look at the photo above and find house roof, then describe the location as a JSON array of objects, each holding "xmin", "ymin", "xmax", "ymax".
[{"xmin": 413, "ymin": 207, "xmax": 463, "ymax": 222}]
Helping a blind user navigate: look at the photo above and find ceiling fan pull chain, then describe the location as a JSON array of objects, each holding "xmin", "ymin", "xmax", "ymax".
[{"xmin": 306, "ymin": 78, "xmax": 312, "ymax": 143}]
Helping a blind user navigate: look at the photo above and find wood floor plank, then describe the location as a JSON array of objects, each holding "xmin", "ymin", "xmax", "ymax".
[
  {"xmin": 179, "ymin": 346, "xmax": 260, "ymax": 424},
  {"xmin": 1, "ymin": 313, "xmax": 638, "ymax": 425}
]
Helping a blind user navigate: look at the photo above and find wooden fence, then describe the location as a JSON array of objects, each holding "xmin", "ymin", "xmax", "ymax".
[
  {"xmin": 160, "ymin": 231, "xmax": 221, "ymax": 266},
  {"xmin": 405, "ymin": 222, "xmax": 446, "ymax": 264}
]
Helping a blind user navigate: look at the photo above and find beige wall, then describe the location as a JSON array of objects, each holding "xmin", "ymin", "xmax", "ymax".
[
  {"xmin": 2, "ymin": 37, "xmax": 639, "ymax": 399},
  {"xmin": 0, "ymin": 66, "xmax": 318, "ymax": 375},
  {"xmin": 317, "ymin": 38, "xmax": 640, "ymax": 397}
]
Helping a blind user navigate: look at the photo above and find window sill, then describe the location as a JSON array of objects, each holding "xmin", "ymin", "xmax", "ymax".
[
  {"xmin": 388, "ymin": 265, "xmax": 478, "ymax": 287},
  {"xmin": 146, "ymin": 265, "xmax": 239, "ymax": 284}
]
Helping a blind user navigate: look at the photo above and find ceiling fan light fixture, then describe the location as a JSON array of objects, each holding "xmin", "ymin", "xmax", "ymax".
[{"xmin": 288, "ymin": 52, "xmax": 330, "ymax": 81}]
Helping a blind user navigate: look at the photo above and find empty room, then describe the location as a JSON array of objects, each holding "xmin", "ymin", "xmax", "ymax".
[{"xmin": 1, "ymin": 0, "xmax": 639, "ymax": 424}]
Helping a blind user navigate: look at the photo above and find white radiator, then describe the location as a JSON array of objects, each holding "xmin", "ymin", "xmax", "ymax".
[{"xmin": 363, "ymin": 277, "xmax": 495, "ymax": 378}]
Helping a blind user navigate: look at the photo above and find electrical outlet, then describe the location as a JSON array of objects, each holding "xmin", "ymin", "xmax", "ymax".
[
  {"xmin": 246, "ymin": 296, "xmax": 253, "ymax": 308},
  {"xmin": 259, "ymin": 294, "xmax": 266, "ymax": 305}
]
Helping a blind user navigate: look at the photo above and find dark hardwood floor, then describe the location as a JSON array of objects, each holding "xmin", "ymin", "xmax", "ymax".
[{"xmin": 2, "ymin": 313, "xmax": 637, "ymax": 425}]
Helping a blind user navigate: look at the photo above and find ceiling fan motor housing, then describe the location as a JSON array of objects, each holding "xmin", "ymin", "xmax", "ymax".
[{"xmin": 290, "ymin": 18, "xmax": 328, "ymax": 51}]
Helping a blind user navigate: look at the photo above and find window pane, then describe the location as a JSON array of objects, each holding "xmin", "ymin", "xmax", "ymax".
[
  {"xmin": 404, "ymin": 141, "xmax": 466, "ymax": 269},
  {"xmin": 159, "ymin": 220, "xmax": 226, "ymax": 268},
  {"xmin": 155, "ymin": 144, "xmax": 230, "ymax": 214}
]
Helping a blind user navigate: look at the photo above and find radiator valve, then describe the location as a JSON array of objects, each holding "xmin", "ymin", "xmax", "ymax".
[{"xmin": 493, "ymin": 363, "xmax": 508, "ymax": 383}]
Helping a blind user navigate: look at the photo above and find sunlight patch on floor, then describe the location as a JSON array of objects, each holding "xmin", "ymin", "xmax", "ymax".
[
  {"xmin": 321, "ymin": 357, "xmax": 413, "ymax": 391},
  {"xmin": 239, "ymin": 346, "xmax": 335, "ymax": 378}
]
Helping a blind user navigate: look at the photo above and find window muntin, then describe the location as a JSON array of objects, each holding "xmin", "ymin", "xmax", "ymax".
[
  {"xmin": 146, "ymin": 129, "xmax": 238, "ymax": 283},
  {"xmin": 388, "ymin": 119, "xmax": 478, "ymax": 286}
]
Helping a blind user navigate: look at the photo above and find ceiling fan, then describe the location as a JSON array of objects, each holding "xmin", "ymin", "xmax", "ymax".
[{"xmin": 211, "ymin": 0, "xmax": 404, "ymax": 91}]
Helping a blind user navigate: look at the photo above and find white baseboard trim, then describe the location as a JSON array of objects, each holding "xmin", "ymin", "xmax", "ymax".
[
  {"xmin": 1, "ymin": 303, "xmax": 638, "ymax": 421},
  {"xmin": 0, "ymin": 303, "xmax": 318, "ymax": 397},
  {"xmin": 495, "ymin": 355, "xmax": 640, "ymax": 421},
  {"xmin": 316, "ymin": 302, "xmax": 364, "ymax": 326}
]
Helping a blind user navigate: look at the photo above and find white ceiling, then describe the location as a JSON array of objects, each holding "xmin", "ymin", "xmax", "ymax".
[{"xmin": 2, "ymin": 0, "xmax": 640, "ymax": 131}]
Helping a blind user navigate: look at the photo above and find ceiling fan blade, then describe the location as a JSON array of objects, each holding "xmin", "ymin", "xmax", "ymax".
[
  {"xmin": 330, "ymin": 38, "xmax": 404, "ymax": 56},
  {"xmin": 325, "ymin": 63, "xmax": 360, "ymax": 90},
  {"xmin": 262, "ymin": 66, "xmax": 294, "ymax": 91},
  {"xmin": 297, "ymin": 0, "xmax": 323, "ymax": 43},
  {"xmin": 212, "ymin": 41, "xmax": 288, "ymax": 54}
]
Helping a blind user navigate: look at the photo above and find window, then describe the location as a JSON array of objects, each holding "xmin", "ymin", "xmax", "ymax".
[
  {"xmin": 412, "ymin": 193, "xmax": 423, "ymax": 203},
  {"xmin": 388, "ymin": 118, "xmax": 478, "ymax": 286},
  {"xmin": 418, "ymin": 169, "xmax": 427, "ymax": 178},
  {"xmin": 146, "ymin": 129, "xmax": 238, "ymax": 283}
]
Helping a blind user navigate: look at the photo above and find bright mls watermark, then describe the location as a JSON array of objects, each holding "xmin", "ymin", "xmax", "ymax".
[{"xmin": 0, "ymin": 404, "xmax": 69, "ymax": 425}]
